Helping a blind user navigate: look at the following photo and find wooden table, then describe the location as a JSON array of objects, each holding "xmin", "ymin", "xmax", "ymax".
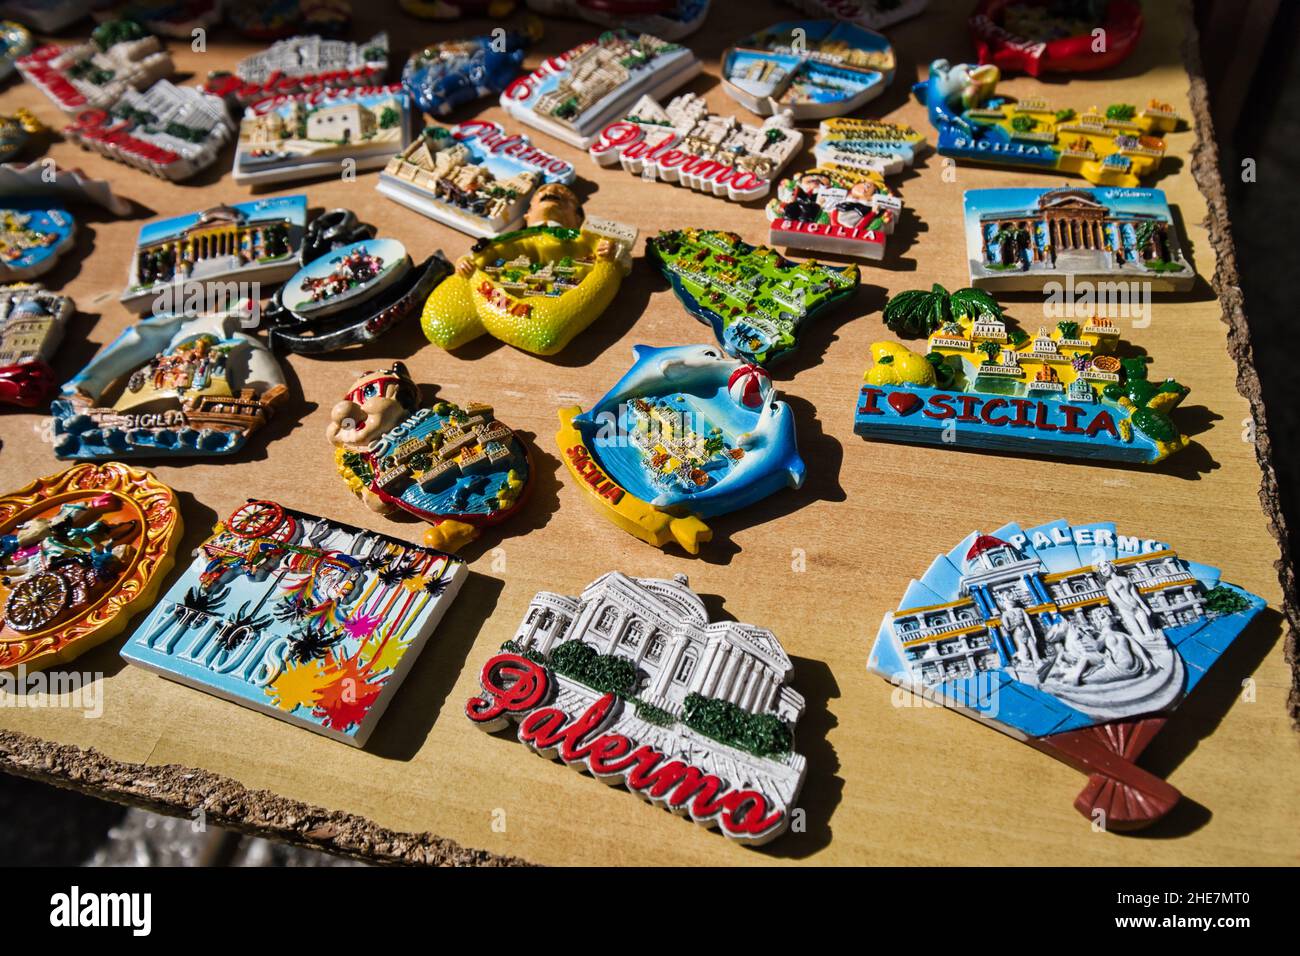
[{"xmin": 0, "ymin": 0, "xmax": 1295, "ymax": 866}]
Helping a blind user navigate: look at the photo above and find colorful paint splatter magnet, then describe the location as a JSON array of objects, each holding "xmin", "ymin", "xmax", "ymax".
[
  {"xmin": 401, "ymin": 24, "xmax": 536, "ymax": 119},
  {"xmin": 203, "ymin": 32, "xmax": 388, "ymax": 109},
  {"xmin": 970, "ymin": 0, "xmax": 1143, "ymax": 76},
  {"xmin": 914, "ymin": 60, "xmax": 1183, "ymax": 188},
  {"xmin": 233, "ymin": 84, "xmax": 412, "ymax": 187},
  {"xmin": 858, "ymin": 286, "xmax": 1192, "ymax": 464},
  {"xmin": 52, "ymin": 305, "xmax": 288, "ymax": 461},
  {"xmin": 120, "ymin": 196, "xmax": 308, "ymax": 314},
  {"xmin": 328, "ymin": 362, "xmax": 532, "ymax": 553},
  {"xmin": 379, "ymin": 120, "xmax": 575, "ymax": 238},
  {"xmin": 964, "ymin": 186, "xmax": 1194, "ymax": 292},
  {"xmin": 0, "ymin": 19, "xmax": 32, "ymax": 82},
  {"xmin": 557, "ymin": 344, "xmax": 805, "ymax": 553},
  {"xmin": 647, "ymin": 228, "xmax": 859, "ymax": 366},
  {"xmin": 783, "ymin": 0, "xmax": 928, "ymax": 30},
  {"xmin": 500, "ymin": 29, "xmax": 701, "ymax": 149},
  {"xmin": 722, "ymin": 20, "xmax": 895, "ymax": 120},
  {"xmin": 122, "ymin": 500, "xmax": 467, "ymax": 746},
  {"xmin": 422, "ymin": 184, "xmax": 635, "ymax": 355},
  {"xmin": 589, "ymin": 93, "xmax": 802, "ymax": 202},
  {"xmin": 524, "ymin": 0, "xmax": 710, "ymax": 41},
  {"xmin": 868, "ymin": 520, "xmax": 1266, "ymax": 829},
  {"xmin": 267, "ymin": 231, "xmax": 453, "ymax": 354},
  {"xmin": 0, "ymin": 284, "xmax": 72, "ymax": 408},
  {"xmin": 0, "ymin": 461, "xmax": 182, "ymax": 672},
  {"xmin": 467, "ymin": 570, "xmax": 807, "ymax": 844},
  {"xmin": 16, "ymin": 19, "xmax": 173, "ymax": 114}
]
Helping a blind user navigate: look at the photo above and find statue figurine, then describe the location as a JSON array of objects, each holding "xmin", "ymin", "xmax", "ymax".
[
  {"xmin": 1094, "ymin": 559, "xmax": 1155, "ymax": 637},
  {"xmin": 997, "ymin": 591, "xmax": 1042, "ymax": 666},
  {"xmin": 327, "ymin": 361, "xmax": 532, "ymax": 552},
  {"xmin": 420, "ymin": 182, "xmax": 636, "ymax": 356}
]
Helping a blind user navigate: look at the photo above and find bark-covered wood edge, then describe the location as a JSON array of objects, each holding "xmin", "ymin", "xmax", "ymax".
[{"xmin": 1181, "ymin": 0, "xmax": 1300, "ymax": 722}]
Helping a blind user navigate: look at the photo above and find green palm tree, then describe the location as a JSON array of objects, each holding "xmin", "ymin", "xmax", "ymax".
[{"xmin": 882, "ymin": 284, "xmax": 1004, "ymax": 338}]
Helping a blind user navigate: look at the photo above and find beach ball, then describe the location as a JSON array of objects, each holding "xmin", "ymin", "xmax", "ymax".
[{"xmin": 727, "ymin": 364, "xmax": 772, "ymax": 409}]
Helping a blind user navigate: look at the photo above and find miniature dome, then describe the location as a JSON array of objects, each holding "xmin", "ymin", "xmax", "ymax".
[
  {"xmin": 637, "ymin": 575, "xmax": 708, "ymax": 626},
  {"xmin": 10, "ymin": 299, "xmax": 50, "ymax": 317}
]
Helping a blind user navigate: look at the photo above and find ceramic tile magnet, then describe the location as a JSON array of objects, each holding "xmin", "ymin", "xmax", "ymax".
[
  {"xmin": 855, "ymin": 285, "xmax": 1192, "ymax": 464},
  {"xmin": 467, "ymin": 570, "xmax": 807, "ymax": 844},
  {"xmin": 378, "ymin": 120, "xmax": 575, "ymax": 239},
  {"xmin": 524, "ymin": 0, "xmax": 710, "ymax": 41},
  {"xmin": 266, "ymin": 223, "xmax": 453, "ymax": 354},
  {"xmin": 589, "ymin": 93, "xmax": 802, "ymax": 202},
  {"xmin": 16, "ymin": 19, "xmax": 173, "ymax": 114},
  {"xmin": 0, "ymin": 461, "xmax": 182, "ymax": 672},
  {"xmin": 914, "ymin": 59, "xmax": 1183, "ymax": 188},
  {"xmin": 232, "ymin": 83, "xmax": 412, "ymax": 187},
  {"xmin": 500, "ymin": 28, "xmax": 701, "ymax": 149},
  {"xmin": 867, "ymin": 520, "xmax": 1266, "ymax": 829},
  {"xmin": 647, "ymin": 228, "xmax": 859, "ymax": 366},
  {"xmin": 722, "ymin": 19, "xmax": 895, "ymax": 120},
  {"xmin": 970, "ymin": 0, "xmax": 1143, "ymax": 76},
  {"xmin": 421, "ymin": 184, "xmax": 635, "ymax": 355},
  {"xmin": 557, "ymin": 344, "xmax": 805, "ymax": 553},
  {"xmin": 122, "ymin": 500, "xmax": 467, "ymax": 746},
  {"xmin": 52, "ymin": 304, "xmax": 289, "ymax": 460},
  {"xmin": 0, "ymin": 284, "xmax": 73, "ymax": 408},
  {"xmin": 964, "ymin": 186, "xmax": 1194, "ymax": 292},
  {"xmin": 202, "ymin": 32, "xmax": 388, "ymax": 109},
  {"xmin": 327, "ymin": 361, "xmax": 533, "ymax": 553},
  {"xmin": 120, "ymin": 195, "xmax": 309, "ymax": 314},
  {"xmin": 401, "ymin": 24, "xmax": 537, "ymax": 119},
  {"xmin": 783, "ymin": 0, "xmax": 928, "ymax": 30}
]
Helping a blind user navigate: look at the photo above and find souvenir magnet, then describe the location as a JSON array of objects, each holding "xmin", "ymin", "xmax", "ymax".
[
  {"xmin": 647, "ymin": 228, "xmax": 859, "ymax": 366},
  {"xmin": 964, "ymin": 186, "xmax": 1194, "ymax": 292},
  {"xmin": 589, "ymin": 93, "xmax": 801, "ymax": 202},
  {"xmin": 122, "ymin": 499, "xmax": 467, "ymax": 747},
  {"xmin": 0, "ymin": 461, "xmax": 182, "ymax": 672},
  {"xmin": 500, "ymin": 28, "xmax": 701, "ymax": 149},
  {"xmin": 914, "ymin": 60, "xmax": 1182, "ymax": 188},
  {"xmin": 202, "ymin": 32, "xmax": 388, "ymax": 109},
  {"xmin": 971, "ymin": 0, "xmax": 1143, "ymax": 76},
  {"xmin": 0, "ymin": 19, "xmax": 32, "ymax": 82},
  {"xmin": 399, "ymin": 0, "xmax": 517, "ymax": 18},
  {"xmin": 0, "ymin": 160, "xmax": 133, "ymax": 216},
  {"xmin": 0, "ymin": 0, "xmax": 92, "ymax": 32},
  {"xmin": 52, "ymin": 305, "xmax": 289, "ymax": 460},
  {"xmin": 524, "ymin": 0, "xmax": 710, "ymax": 41},
  {"xmin": 812, "ymin": 116, "xmax": 929, "ymax": 176},
  {"xmin": 467, "ymin": 571, "xmax": 807, "ymax": 844},
  {"xmin": 64, "ymin": 79, "xmax": 233, "ymax": 181},
  {"xmin": 0, "ymin": 109, "xmax": 45, "ymax": 162},
  {"xmin": 265, "ymin": 229, "xmax": 452, "ymax": 354},
  {"xmin": 16, "ymin": 19, "xmax": 173, "ymax": 114},
  {"xmin": 421, "ymin": 183, "xmax": 635, "ymax": 355},
  {"xmin": 859, "ymin": 286, "xmax": 1191, "ymax": 464},
  {"xmin": 0, "ymin": 283, "xmax": 73, "ymax": 408},
  {"xmin": 722, "ymin": 20, "xmax": 895, "ymax": 120},
  {"xmin": 557, "ymin": 344, "xmax": 805, "ymax": 553},
  {"xmin": 328, "ymin": 361, "xmax": 532, "ymax": 552},
  {"xmin": 228, "ymin": 0, "xmax": 351, "ymax": 38},
  {"xmin": 868, "ymin": 520, "xmax": 1266, "ymax": 829},
  {"xmin": 767, "ymin": 164, "xmax": 902, "ymax": 260},
  {"xmin": 783, "ymin": 0, "xmax": 928, "ymax": 30},
  {"xmin": 90, "ymin": 0, "xmax": 221, "ymax": 38},
  {"xmin": 120, "ymin": 196, "xmax": 308, "ymax": 314},
  {"xmin": 378, "ymin": 120, "xmax": 575, "ymax": 239},
  {"xmin": 233, "ymin": 84, "xmax": 412, "ymax": 187},
  {"xmin": 400, "ymin": 25, "xmax": 536, "ymax": 119}
]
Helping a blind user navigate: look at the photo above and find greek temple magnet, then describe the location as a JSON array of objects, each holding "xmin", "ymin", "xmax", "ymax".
[
  {"xmin": 557, "ymin": 345, "xmax": 805, "ymax": 554},
  {"xmin": 467, "ymin": 571, "xmax": 807, "ymax": 845},
  {"xmin": 0, "ymin": 462, "xmax": 182, "ymax": 672},
  {"xmin": 868, "ymin": 520, "xmax": 1265, "ymax": 829},
  {"xmin": 122, "ymin": 500, "xmax": 467, "ymax": 747},
  {"xmin": 327, "ymin": 361, "xmax": 532, "ymax": 553}
]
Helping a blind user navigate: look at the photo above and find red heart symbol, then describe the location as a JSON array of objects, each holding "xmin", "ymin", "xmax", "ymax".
[{"xmin": 888, "ymin": 392, "xmax": 923, "ymax": 416}]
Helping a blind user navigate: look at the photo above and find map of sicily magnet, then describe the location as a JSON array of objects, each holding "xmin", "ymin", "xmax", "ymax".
[
  {"xmin": 868, "ymin": 520, "xmax": 1265, "ymax": 829},
  {"xmin": 122, "ymin": 500, "xmax": 467, "ymax": 746}
]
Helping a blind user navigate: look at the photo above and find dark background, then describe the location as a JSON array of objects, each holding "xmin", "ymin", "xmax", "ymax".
[{"xmin": 0, "ymin": 0, "xmax": 1296, "ymax": 866}]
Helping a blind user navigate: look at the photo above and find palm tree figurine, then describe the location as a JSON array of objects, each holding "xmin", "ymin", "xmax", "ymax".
[{"xmin": 883, "ymin": 284, "xmax": 1005, "ymax": 338}]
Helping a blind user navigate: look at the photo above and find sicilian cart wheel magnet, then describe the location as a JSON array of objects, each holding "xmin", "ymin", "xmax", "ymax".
[
  {"xmin": 327, "ymin": 361, "xmax": 533, "ymax": 553},
  {"xmin": 0, "ymin": 462, "xmax": 182, "ymax": 671},
  {"xmin": 867, "ymin": 520, "xmax": 1266, "ymax": 830}
]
